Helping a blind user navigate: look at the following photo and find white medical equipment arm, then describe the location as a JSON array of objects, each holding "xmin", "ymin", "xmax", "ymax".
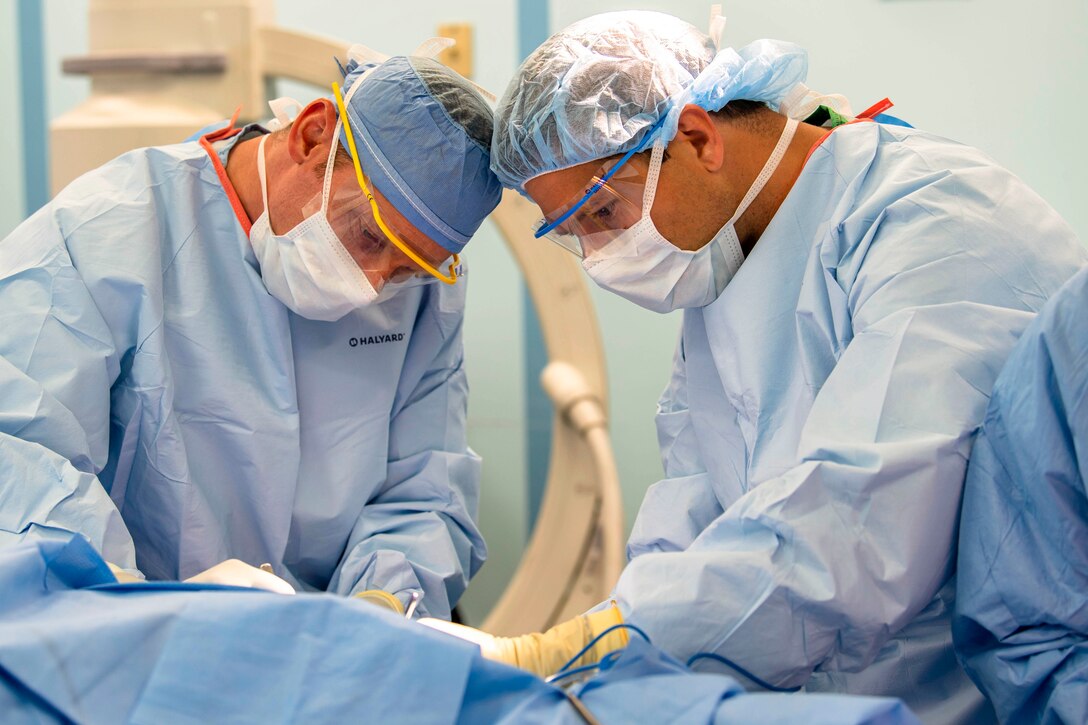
[
  {"xmin": 50, "ymin": 0, "xmax": 625, "ymax": 635},
  {"xmin": 484, "ymin": 194, "xmax": 625, "ymax": 634},
  {"xmin": 541, "ymin": 361, "xmax": 624, "ymax": 592}
]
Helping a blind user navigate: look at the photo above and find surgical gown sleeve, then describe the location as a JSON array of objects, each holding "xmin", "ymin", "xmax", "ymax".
[
  {"xmin": 613, "ymin": 168, "xmax": 1079, "ymax": 688},
  {"xmin": 0, "ymin": 205, "xmax": 138, "ymax": 573},
  {"xmin": 627, "ymin": 333, "xmax": 725, "ymax": 559},
  {"xmin": 953, "ymin": 267, "xmax": 1088, "ymax": 724},
  {"xmin": 327, "ymin": 285, "xmax": 486, "ymax": 619}
]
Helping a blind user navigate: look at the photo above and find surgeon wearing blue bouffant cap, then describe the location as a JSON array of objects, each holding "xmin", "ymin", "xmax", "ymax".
[
  {"xmin": 419, "ymin": 10, "xmax": 1088, "ymax": 723},
  {"xmin": 0, "ymin": 47, "xmax": 501, "ymax": 619}
]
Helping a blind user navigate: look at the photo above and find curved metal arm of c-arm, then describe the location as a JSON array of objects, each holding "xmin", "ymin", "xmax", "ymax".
[{"xmin": 482, "ymin": 193, "xmax": 626, "ymax": 635}]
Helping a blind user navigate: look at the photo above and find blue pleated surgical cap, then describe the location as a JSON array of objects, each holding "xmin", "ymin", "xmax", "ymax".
[
  {"xmin": 491, "ymin": 11, "xmax": 809, "ymax": 190},
  {"xmin": 338, "ymin": 56, "xmax": 502, "ymax": 255}
]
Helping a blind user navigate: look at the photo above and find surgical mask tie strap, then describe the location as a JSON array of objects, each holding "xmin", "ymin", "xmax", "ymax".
[
  {"xmin": 267, "ymin": 97, "xmax": 303, "ymax": 132},
  {"xmin": 708, "ymin": 4, "xmax": 727, "ymax": 50},
  {"xmin": 346, "ymin": 43, "xmax": 390, "ymax": 67},
  {"xmin": 412, "ymin": 37, "xmax": 455, "ymax": 58},
  {"xmin": 726, "ymin": 117, "xmax": 799, "ymax": 226},
  {"xmin": 322, "ymin": 123, "xmax": 339, "ymax": 197},
  {"xmin": 640, "ymin": 141, "xmax": 667, "ymax": 216},
  {"xmin": 256, "ymin": 135, "xmax": 271, "ymax": 223}
]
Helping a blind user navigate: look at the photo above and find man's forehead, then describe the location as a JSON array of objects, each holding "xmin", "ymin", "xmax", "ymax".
[
  {"xmin": 524, "ymin": 153, "xmax": 646, "ymax": 212},
  {"xmin": 524, "ymin": 159, "xmax": 603, "ymax": 209}
]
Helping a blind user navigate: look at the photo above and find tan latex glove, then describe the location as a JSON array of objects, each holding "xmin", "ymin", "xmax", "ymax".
[
  {"xmin": 184, "ymin": 559, "xmax": 295, "ymax": 594},
  {"xmin": 106, "ymin": 561, "xmax": 144, "ymax": 584},
  {"xmin": 354, "ymin": 589, "xmax": 405, "ymax": 615},
  {"xmin": 420, "ymin": 604, "xmax": 628, "ymax": 677}
]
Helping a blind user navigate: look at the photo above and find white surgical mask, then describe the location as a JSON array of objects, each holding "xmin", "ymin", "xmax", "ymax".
[
  {"xmin": 249, "ymin": 134, "xmax": 378, "ymax": 321},
  {"xmin": 582, "ymin": 117, "xmax": 799, "ymax": 313}
]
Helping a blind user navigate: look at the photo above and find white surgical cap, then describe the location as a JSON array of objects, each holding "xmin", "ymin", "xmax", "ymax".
[{"xmin": 491, "ymin": 10, "xmax": 809, "ymax": 190}]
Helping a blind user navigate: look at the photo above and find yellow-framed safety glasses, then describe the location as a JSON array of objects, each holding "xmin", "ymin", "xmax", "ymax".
[{"xmin": 332, "ymin": 81, "xmax": 460, "ymax": 285}]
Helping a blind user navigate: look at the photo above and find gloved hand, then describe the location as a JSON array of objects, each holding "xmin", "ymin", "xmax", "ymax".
[
  {"xmin": 420, "ymin": 604, "xmax": 628, "ymax": 677},
  {"xmin": 184, "ymin": 559, "xmax": 295, "ymax": 594},
  {"xmin": 354, "ymin": 589, "xmax": 405, "ymax": 614},
  {"xmin": 106, "ymin": 561, "xmax": 144, "ymax": 584}
]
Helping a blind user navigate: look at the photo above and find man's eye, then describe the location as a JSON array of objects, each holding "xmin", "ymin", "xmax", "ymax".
[
  {"xmin": 589, "ymin": 200, "xmax": 617, "ymax": 222},
  {"xmin": 358, "ymin": 228, "xmax": 386, "ymax": 254},
  {"xmin": 554, "ymin": 222, "xmax": 578, "ymax": 239}
]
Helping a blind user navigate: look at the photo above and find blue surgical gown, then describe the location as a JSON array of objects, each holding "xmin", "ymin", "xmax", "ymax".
[
  {"xmin": 0, "ymin": 128, "xmax": 486, "ymax": 618},
  {"xmin": 610, "ymin": 120, "xmax": 1088, "ymax": 723},
  {"xmin": 953, "ymin": 266, "xmax": 1088, "ymax": 724}
]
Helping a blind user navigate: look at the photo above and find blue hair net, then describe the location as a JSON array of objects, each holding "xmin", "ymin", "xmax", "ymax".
[
  {"xmin": 338, "ymin": 56, "xmax": 501, "ymax": 255},
  {"xmin": 491, "ymin": 11, "xmax": 808, "ymax": 190}
]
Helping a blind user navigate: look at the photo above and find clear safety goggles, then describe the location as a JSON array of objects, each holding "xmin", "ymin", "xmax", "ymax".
[
  {"xmin": 532, "ymin": 115, "xmax": 667, "ymax": 258},
  {"xmin": 331, "ymin": 81, "xmax": 461, "ymax": 286},
  {"xmin": 301, "ymin": 164, "xmax": 458, "ymax": 292}
]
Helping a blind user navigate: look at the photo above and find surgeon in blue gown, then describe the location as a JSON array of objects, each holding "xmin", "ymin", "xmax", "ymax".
[
  {"xmin": 417, "ymin": 10, "xmax": 1088, "ymax": 724},
  {"xmin": 0, "ymin": 53, "xmax": 500, "ymax": 618},
  {"xmin": 953, "ymin": 266, "xmax": 1088, "ymax": 724}
]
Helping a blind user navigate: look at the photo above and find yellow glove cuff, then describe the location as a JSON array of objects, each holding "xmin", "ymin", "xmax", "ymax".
[
  {"xmin": 354, "ymin": 589, "xmax": 405, "ymax": 615},
  {"xmin": 490, "ymin": 603, "xmax": 628, "ymax": 677},
  {"xmin": 584, "ymin": 604, "xmax": 629, "ymax": 664}
]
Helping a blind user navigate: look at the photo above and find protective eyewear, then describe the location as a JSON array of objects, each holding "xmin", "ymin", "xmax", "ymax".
[
  {"xmin": 533, "ymin": 115, "xmax": 668, "ymax": 258},
  {"xmin": 332, "ymin": 82, "xmax": 461, "ymax": 285},
  {"xmin": 301, "ymin": 176, "xmax": 457, "ymax": 292}
]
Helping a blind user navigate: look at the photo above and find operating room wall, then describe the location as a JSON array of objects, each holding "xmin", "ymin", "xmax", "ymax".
[
  {"xmin": 0, "ymin": 1, "xmax": 25, "ymax": 229},
  {"xmin": 1, "ymin": 0, "xmax": 1085, "ymax": 625}
]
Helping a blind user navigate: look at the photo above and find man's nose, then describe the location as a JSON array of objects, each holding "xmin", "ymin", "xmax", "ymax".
[
  {"xmin": 386, "ymin": 263, "xmax": 420, "ymax": 283},
  {"xmin": 381, "ymin": 249, "xmax": 428, "ymax": 282},
  {"xmin": 387, "ymin": 245, "xmax": 436, "ymax": 282}
]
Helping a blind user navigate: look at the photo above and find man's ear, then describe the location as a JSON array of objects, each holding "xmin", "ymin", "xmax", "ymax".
[
  {"xmin": 285, "ymin": 98, "xmax": 338, "ymax": 165},
  {"xmin": 673, "ymin": 104, "xmax": 724, "ymax": 173}
]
